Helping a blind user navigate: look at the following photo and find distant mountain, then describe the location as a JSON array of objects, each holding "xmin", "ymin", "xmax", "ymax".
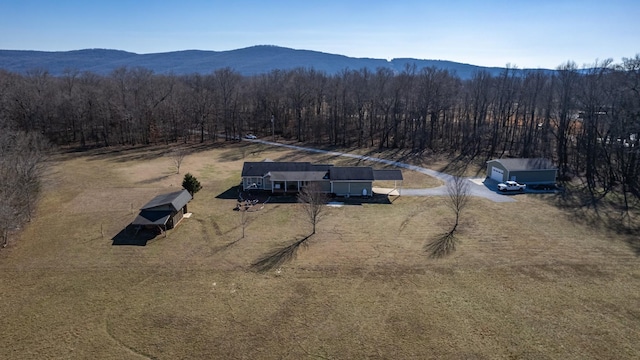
[{"xmin": 0, "ymin": 45, "xmax": 551, "ymax": 80}]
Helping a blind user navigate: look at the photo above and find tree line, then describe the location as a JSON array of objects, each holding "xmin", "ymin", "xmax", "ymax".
[
  {"xmin": 1, "ymin": 56, "xmax": 639, "ymax": 210},
  {"xmin": 0, "ymin": 131, "xmax": 48, "ymax": 247}
]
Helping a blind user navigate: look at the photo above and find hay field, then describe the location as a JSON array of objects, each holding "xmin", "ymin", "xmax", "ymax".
[{"xmin": 0, "ymin": 142, "xmax": 638, "ymax": 359}]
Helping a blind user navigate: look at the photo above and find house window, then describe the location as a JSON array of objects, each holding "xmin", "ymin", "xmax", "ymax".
[{"xmin": 245, "ymin": 177, "xmax": 262, "ymax": 189}]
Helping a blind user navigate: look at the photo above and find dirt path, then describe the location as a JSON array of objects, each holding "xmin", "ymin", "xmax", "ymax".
[{"xmin": 249, "ymin": 139, "xmax": 515, "ymax": 203}]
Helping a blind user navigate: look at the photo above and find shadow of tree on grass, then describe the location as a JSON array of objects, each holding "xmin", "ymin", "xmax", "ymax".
[
  {"xmin": 551, "ymin": 186, "xmax": 640, "ymax": 256},
  {"xmin": 627, "ymin": 236, "xmax": 640, "ymax": 256},
  {"xmin": 438, "ymin": 152, "xmax": 486, "ymax": 177},
  {"xmin": 425, "ymin": 230, "xmax": 457, "ymax": 258},
  {"xmin": 251, "ymin": 235, "xmax": 312, "ymax": 272}
]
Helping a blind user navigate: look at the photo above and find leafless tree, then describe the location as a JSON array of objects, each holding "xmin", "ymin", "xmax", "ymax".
[
  {"xmin": 297, "ymin": 182, "xmax": 329, "ymax": 235},
  {"xmin": 446, "ymin": 176, "xmax": 471, "ymax": 232},
  {"xmin": 0, "ymin": 181, "xmax": 19, "ymax": 247},
  {"xmin": 213, "ymin": 68, "xmax": 242, "ymax": 141},
  {"xmin": 552, "ymin": 62, "xmax": 580, "ymax": 181},
  {"xmin": 182, "ymin": 73, "xmax": 216, "ymax": 143},
  {"xmin": 250, "ymin": 180, "xmax": 327, "ymax": 272},
  {"xmin": 169, "ymin": 147, "xmax": 188, "ymax": 174},
  {"xmin": 427, "ymin": 175, "xmax": 471, "ymax": 258},
  {"xmin": 0, "ymin": 131, "xmax": 48, "ymax": 248}
]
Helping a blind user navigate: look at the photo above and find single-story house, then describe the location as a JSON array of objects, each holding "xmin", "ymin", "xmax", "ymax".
[
  {"xmin": 241, "ymin": 161, "xmax": 403, "ymax": 197},
  {"xmin": 486, "ymin": 158, "xmax": 557, "ymax": 184},
  {"xmin": 132, "ymin": 189, "xmax": 192, "ymax": 231}
]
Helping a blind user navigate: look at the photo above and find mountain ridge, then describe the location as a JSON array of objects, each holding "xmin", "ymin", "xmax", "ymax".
[{"xmin": 0, "ymin": 45, "xmax": 551, "ymax": 79}]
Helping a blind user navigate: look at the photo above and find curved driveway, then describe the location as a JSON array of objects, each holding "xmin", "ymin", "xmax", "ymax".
[{"xmin": 249, "ymin": 139, "xmax": 515, "ymax": 203}]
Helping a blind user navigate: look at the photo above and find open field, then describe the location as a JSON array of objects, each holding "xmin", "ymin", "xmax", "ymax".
[{"xmin": 1, "ymin": 141, "xmax": 639, "ymax": 359}]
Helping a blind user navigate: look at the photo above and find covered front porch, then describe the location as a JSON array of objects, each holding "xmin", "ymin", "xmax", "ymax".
[{"xmin": 265, "ymin": 170, "xmax": 330, "ymax": 194}]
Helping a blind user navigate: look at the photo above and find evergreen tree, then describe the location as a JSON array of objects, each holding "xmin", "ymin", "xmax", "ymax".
[{"xmin": 182, "ymin": 173, "xmax": 202, "ymax": 197}]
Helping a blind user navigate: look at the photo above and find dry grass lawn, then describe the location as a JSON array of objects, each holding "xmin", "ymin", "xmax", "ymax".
[{"xmin": 1, "ymin": 141, "xmax": 639, "ymax": 359}]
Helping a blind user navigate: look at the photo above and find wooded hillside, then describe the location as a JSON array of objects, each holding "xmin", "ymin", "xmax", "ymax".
[{"xmin": 1, "ymin": 56, "xmax": 638, "ymax": 221}]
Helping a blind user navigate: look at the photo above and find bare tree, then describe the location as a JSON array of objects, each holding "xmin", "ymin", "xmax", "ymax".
[
  {"xmin": 169, "ymin": 147, "xmax": 188, "ymax": 174},
  {"xmin": 427, "ymin": 175, "xmax": 471, "ymax": 258},
  {"xmin": 446, "ymin": 176, "xmax": 471, "ymax": 232},
  {"xmin": 249, "ymin": 182, "xmax": 327, "ymax": 272},
  {"xmin": 0, "ymin": 182, "xmax": 19, "ymax": 247},
  {"xmin": 0, "ymin": 131, "xmax": 48, "ymax": 248},
  {"xmin": 552, "ymin": 62, "xmax": 579, "ymax": 181},
  {"xmin": 297, "ymin": 183, "xmax": 328, "ymax": 235},
  {"xmin": 182, "ymin": 73, "xmax": 216, "ymax": 143}
]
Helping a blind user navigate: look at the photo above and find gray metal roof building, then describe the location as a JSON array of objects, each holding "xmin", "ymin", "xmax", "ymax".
[
  {"xmin": 241, "ymin": 161, "xmax": 403, "ymax": 196},
  {"xmin": 132, "ymin": 189, "xmax": 192, "ymax": 230},
  {"xmin": 486, "ymin": 158, "xmax": 557, "ymax": 184}
]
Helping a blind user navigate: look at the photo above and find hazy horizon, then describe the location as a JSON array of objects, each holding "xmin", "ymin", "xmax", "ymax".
[{"xmin": 1, "ymin": 0, "xmax": 638, "ymax": 69}]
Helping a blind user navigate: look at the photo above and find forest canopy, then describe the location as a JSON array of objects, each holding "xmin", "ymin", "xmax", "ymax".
[{"xmin": 0, "ymin": 56, "xmax": 639, "ymax": 220}]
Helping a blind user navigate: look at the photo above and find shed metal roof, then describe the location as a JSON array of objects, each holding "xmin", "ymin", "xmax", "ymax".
[
  {"xmin": 140, "ymin": 189, "xmax": 192, "ymax": 211},
  {"xmin": 132, "ymin": 210, "xmax": 172, "ymax": 226},
  {"xmin": 489, "ymin": 158, "xmax": 556, "ymax": 171}
]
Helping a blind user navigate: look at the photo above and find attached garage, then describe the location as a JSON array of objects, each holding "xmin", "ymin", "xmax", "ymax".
[
  {"xmin": 329, "ymin": 167, "xmax": 374, "ymax": 197},
  {"xmin": 331, "ymin": 182, "xmax": 350, "ymax": 196},
  {"xmin": 486, "ymin": 158, "xmax": 557, "ymax": 184},
  {"xmin": 331, "ymin": 181, "xmax": 372, "ymax": 197}
]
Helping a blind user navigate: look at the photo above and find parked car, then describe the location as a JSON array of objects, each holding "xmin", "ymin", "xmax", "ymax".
[
  {"xmin": 245, "ymin": 134, "xmax": 257, "ymax": 139},
  {"xmin": 497, "ymin": 180, "xmax": 526, "ymax": 192}
]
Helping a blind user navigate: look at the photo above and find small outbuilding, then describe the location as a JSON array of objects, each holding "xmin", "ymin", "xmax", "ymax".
[
  {"xmin": 132, "ymin": 189, "xmax": 192, "ymax": 232},
  {"xmin": 486, "ymin": 158, "xmax": 557, "ymax": 184}
]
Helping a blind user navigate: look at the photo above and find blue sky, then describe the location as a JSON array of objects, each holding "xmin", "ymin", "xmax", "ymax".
[{"xmin": 1, "ymin": 0, "xmax": 638, "ymax": 69}]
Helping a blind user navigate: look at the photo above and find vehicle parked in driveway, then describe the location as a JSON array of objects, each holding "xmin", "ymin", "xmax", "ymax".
[
  {"xmin": 497, "ymin": 180, "xmax": 526, "ymax": 192},
  {"xmin": 245, "ymin": 134, "xmax": 257, "ymax": 139}
]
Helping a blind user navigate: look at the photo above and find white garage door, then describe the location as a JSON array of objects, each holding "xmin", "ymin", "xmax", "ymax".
[{"xmin": 490, "ymin": 167, "xmax": 504, "ymax": 182}]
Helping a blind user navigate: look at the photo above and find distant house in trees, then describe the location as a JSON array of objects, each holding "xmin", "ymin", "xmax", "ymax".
[
  {"xmin": 241, "ymin": 161, "xmax": 403, "ymax": 197},
  {"xmin": 132, "ymin": 189, "xmax": 192, "ymax": 232},
  {"xmin": 486, "ymin": 158, "xmax": 557, "ymax": 184}
]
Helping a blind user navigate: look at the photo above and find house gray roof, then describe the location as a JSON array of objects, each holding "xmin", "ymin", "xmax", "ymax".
[
  {"xmin": 241, "ymin": 161, "xmax": 332, "ymax": 177},
  {"xmin": 242, "ymin": 161, "xmax": 402, "ymax": 182},
  {"xmin": 140, "ymin": 189, "xmax": 192, "ymax": 211},
  {"xmin": 329, "ymin": 167, "xmax": 374, "ymax": 181},
  {"xmin": 372, "ymin": 169, "xmax": 404, "ymax": 181},
  {"xmin": 266, "ymin": 171, "xmax": 328, "ymax": 182},
  {"xmin": 490, "ymin": 158, "xmax": 556, "ymax": 171}
]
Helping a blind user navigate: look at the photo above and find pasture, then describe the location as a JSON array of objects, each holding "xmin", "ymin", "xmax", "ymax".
[{"xmin": 0, "ymin": 142, "xmax": 638, "ymax": 359}]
